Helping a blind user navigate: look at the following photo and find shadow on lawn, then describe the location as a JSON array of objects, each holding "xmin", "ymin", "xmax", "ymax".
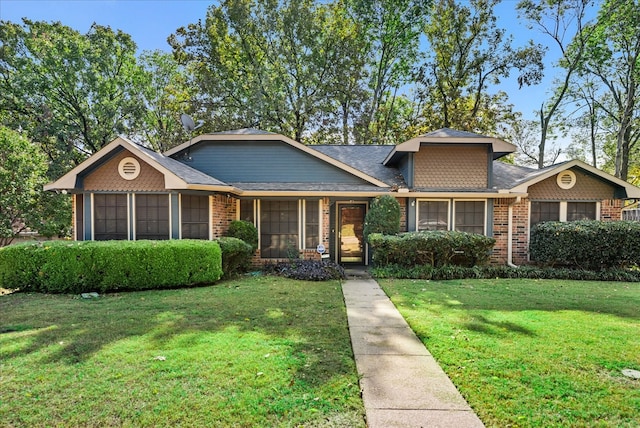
[{"xmin": 0, "ymin": 280, "xmax": 354, "ymax": 388}]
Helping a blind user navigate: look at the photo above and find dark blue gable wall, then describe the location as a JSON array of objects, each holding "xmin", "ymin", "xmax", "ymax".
[{"xmin": 176, "ymin": 140, "xmax": 369, "ymax": 184}]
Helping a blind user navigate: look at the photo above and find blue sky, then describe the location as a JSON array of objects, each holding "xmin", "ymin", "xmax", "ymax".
[{"xmin": 0, "ymin": 0, "xmax": 559, "ymax": 123}]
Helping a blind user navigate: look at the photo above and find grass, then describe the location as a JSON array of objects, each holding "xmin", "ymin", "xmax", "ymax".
[
  {"xmin": 0, "ymin": 277, "xmax": 365, "ymax": 427},
  {"xmin": 378, "ymin": 278, "xmax": 640, "ymax": 427}
]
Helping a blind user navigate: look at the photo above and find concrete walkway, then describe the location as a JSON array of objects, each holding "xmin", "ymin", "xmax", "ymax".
[{"xmin": 342, "ymin": 278, "xmax": 484, "ymax": 428}]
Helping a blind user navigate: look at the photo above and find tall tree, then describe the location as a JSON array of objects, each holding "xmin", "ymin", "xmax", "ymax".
[
  {"xmin": 137, "ymin": 50, "xmax": 192, "ymax": 152},
  {"xmin": 415, "ymin": 0, "xmax": 543, "ymax": 136},
  {"xmin": 517, "ymin": 0, "xmax": 594, "ymax": 168},
  {"xmin": 579, "ymin": 0, "xmax": 640, "ymax": 180},
  {"xmin": 169, "ymin": 0, "xmax": 359, "ymax": 143},
  {"xmin": 0, "ymin": 20, "xmax": 146, "ymax": 159},
  {"xmin": 347, "ymin": 0, "xmax": 429, "ymax": 144}
]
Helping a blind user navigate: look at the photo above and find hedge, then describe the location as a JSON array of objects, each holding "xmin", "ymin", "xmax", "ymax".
[
  {"xmin": 530, "ymin": 220, "xmax": 640, "ymax": 269},
  {"xmin": 225, "ymin": 220, "xmax": 258, "ymax": 251},
  {"xmin": 0, "ymin": 240, "xmax": 222, "ymax": 294},
  {"xmin": 217, "ymin": 236, "xmax": 254, "ymax": 279},
  {"xmin": 368, "ymin": 230, "xmax": 495, "ymax": 267}
]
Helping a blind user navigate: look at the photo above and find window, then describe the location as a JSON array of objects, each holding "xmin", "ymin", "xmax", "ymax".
[
  {"xmin": 135, "ymin": 194, "xmax": 169, "ymax": 240},
  {"xmin": 182, "ymin": 195, "xmax": 209, "ymax": 239},
  {"xmin": 417, "ymin": 201, "xmax": 449, "ymax": 231},
  {"xmin": 305, "ymin": 200, "xmax": 320, "ymax": 249},
  {"xmin": 567, "ymin": 202, "xmax": 596, "ymax": 221},
  {"xmin": 260, "ymin": 201, "xmax": 299, "ymax": 258},
  {"xmin": 76, "ymin": 194, "xmax": 84, "ymax": 241},
  {"xmin": 239, "ymin": 199, "xmax": 255, "ymax": 224},
  {"xmin": 530, "ymin": 201, "xmax": 560, "ymax": 227},
  {"xmin": 454, "ymin": 201, "xmax": 485, "ymax": 234},
  {"xmin": 94, "ymin": 194, "xmax": 128, "ymax": 240}
]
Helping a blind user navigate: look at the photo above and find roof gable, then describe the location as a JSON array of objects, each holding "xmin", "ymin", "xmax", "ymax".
[
  {"xmin": 165, "ymin": 129, "xmax": 390, "ymax": 188},
  {"xmin": 384, "ymin": 128, "xmax": 516, "ymax": 165}
]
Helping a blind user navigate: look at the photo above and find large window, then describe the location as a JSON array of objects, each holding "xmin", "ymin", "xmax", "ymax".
[
  {"xmin": 135, "ymin": 194, "xmax": 169, "ymax": 240},
  {"xmin": 182, "ymin": 195, "xmax": 209, "ymax": 239},
  {"xmin": 94, "ymin": 194, "xmax": 128, "ymax": 240},
  {"xmin": 305, "ymin": 200, "xmax": 320, "ymax": 249},
  {"xmin": 260, "ymin": 201, "xmax": 299, "ymax": 258},
  {"xmin": 417, "ymin": 201, "xmax": 449, "ymax": 231},
  {"xmin": 530, "ymin": 201, "xmax": 597, "ymax": 228},
  {"xmin": 567, "ymin": 202, "xmax": 596, "ymax": 221},
  {"xmin": 454, "ymin": 201, "xmax": 485, "ymax": 234},
  {"xmin": 530, "ymin": 201, "xmax": 560, "ymax": 227}
]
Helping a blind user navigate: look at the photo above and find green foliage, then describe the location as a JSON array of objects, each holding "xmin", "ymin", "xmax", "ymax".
[
  {"xmin": 530, "ymin": 220, "xmax": 640, "ymax": 269},
  {"xmin": 224, "ymin": 220, "xmax": 258, "ymax": 251},
  {"xmin": 263, "ymin": 260, "xmax": 346, "ymax": 281},
  {"xmin": 371, "ymin": 263, "xmax": 640, "ymax": 281},
  {"xmin": 369, "ymin": 230, "xmax": 496, "ymax": 268},
  {"xmin": 217, "ymin": 236, "xmax": 254, "ymax": 279},
  {"xmin": 0, "ymin": 240, "xmax": 222, "ymax": 293},
  {"xmin": 363, "ymin": 195, "xmax": 400, "ymax": 240},
  {"xmin": 0, "ymin": 126, "xmax": 57, "ymax": 247}
]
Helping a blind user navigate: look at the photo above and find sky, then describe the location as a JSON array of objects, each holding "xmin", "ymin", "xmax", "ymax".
[{"xmin": 0, "ymin": 0, "xmax": 562, "ymax": 124}]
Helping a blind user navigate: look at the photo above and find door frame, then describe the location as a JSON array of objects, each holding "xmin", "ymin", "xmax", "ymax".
[{"xmin": 335, "ymin": 201, "xmax": 368, "ymax": 265}]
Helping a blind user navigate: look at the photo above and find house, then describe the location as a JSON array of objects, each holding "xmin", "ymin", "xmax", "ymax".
[{"xmin": 45, "ymin": 128, "xmax": 640, "ymax": 266}]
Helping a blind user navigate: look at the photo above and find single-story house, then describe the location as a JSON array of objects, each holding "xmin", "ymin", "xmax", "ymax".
[{"xmin": 45, "ymin": 128, "xmax": 640, "ymax": 266}]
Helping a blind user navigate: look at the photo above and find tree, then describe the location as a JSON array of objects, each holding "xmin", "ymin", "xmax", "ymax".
[
  {"xmin": 0, "ymin": 19, "xmax": 146, "ymax": 159},
  {"xmin": 415, "ymin": 0, "xmax": 543, "ymax": 136},
  {"xmin": 578, "ymin": 0, "xmax": 640, "ymax": 180},
  {"xmin": 137, "ymin": 50, "xmax": 192, "ymax": 152},
  {"xmin": 0, "ymin": 127, "xmax": 69, "ymax": 247},
  {"xmin": 169, "ymin": 0, "xmax": 359, "ymax": 143},
  {"xmin": 517, "ymin": 0, "xmax": 594, "ymax": 168},
  {"xmin": 347, "ymin": 0, "xmax": 429, "ymax": 144}
]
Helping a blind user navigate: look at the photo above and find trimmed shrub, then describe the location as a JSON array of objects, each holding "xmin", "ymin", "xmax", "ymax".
[
  {"xmin": 225, "ymin": 220, "xmax": 258, "ymax": 251},
  {"xmin": 0, "ymin": 240, "xmax": 222, "ymax": 293},
  {"xmin": 370, "ymin": 263, "xmax": 640, "ymax": 282},
  {"xmin": 530, "ymin": 220, "xmax": 640, "ymax": 269},
  {"xmin": 217, "ymin": 236, "xmax": 254, "ymax": 279},
  {"xmin": 363, "ymin": 195, "xmax": 400, "ymax": 240},
  {"xmin": 369, "ymin": 230, "xmax": 495, "ymax": 268},
  {"xmin": 263, "ymin": 260, "xmax": 346, "ymax": 281}
]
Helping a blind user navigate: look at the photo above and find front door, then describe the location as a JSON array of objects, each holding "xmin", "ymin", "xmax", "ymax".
[{"xmin": 339, "ymin": 204, "xmax": 366, "ymax": 264}]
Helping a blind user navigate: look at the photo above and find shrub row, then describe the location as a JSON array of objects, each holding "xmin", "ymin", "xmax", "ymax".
[
  {"xmin": 530, "ymin": 220, "xmax": 640, "ymax": 269},
  {"xmin": 368, "ymin": 231, "xmax": 495, "ymax": 268},
  {"xmin": 371, "ymin": 263, "xmax": 640, "ymax": 282},
  {"xmin": 0, "ymin": 240, "xmax": 222, "ymax": 293},
  {"xmin": 263, "ymin": 260, "xmax": 346, "ymax": 281}
]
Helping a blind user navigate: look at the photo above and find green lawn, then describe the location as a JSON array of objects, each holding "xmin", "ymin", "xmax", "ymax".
[
  {"xmin": 378, "ymin": 278, "xmax": 640, "ymax": 427},
  {"xmin": 0, "ymin": 277, "xmax": 365, "ymax": 427}
]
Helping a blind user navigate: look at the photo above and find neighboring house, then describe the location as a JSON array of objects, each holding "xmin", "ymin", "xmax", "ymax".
[{"xmin": 45, "ymin": 128, "xmax": 640, "ymax": 266}]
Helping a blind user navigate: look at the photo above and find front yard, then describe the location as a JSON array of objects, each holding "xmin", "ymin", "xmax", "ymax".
[
  {"xmin": 379, "ymin": 278, "xmax": 640, "ymax": 427},
  {"xmin": 0, "ymin": 277, "xmax": 364, "ymax": 427},
  {"xmin": 1, "ymin": 275, "xmax": 639, "ymax": 426}
]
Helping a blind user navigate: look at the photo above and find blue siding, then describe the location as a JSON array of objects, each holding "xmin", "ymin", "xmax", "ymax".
[
  {"xmin": 178, "ymin": 140, "xmax": 369, "ymax": 184},
  {"xmin": 399, "ymin": 154, "xmax": 412, "ymax": 188}
]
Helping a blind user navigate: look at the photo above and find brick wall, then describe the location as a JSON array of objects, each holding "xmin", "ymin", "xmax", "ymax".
[
  {"xmin": 211, "ymin": 194, "xmax": 237, "ymax": 238},
  {"xmin": 601, "ymin": 199, "xmax": 622, "ymax": 221},
  {"xmin": 491, "ymin": 197, "xmax": 530, "ymax": 265}
]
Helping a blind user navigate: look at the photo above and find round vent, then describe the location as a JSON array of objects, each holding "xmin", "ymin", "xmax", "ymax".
[
  {"xmin": 556, "ymin": 170, "xmax": 576, "ymax": 189},
  {"xmin": 118, "ymin": 157, "xmax": 141, "ymax": 180}
]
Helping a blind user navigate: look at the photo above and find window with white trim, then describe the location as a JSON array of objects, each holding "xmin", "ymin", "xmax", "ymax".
[
  {"xmin": 304, "ymin": 200, "xmax": 320, "ymax": 249},
  {"xmin": 530, "ymin": 201, "xmax": 598, "ymax": 228},
  {"xmin": 417, "ymin": 200, "xmax": 449, "ymax": 231},
  {"xmin": 454, "ymin": 201, "xmax": 486, "ymax": 234},
  {"xmin": 260, "ymin": 200, "xmax": 299, "ymax": 258}
]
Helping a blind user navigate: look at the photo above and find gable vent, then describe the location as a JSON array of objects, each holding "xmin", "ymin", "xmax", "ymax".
[
  {"xmin": 118, "ymin": 157, "xmax": 141, "ymax": 180},
  {"xmin": 556, "ymin": 170, "xmax": 576, "ymax": 189}
]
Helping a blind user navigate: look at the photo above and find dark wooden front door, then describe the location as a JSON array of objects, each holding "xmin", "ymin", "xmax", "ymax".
[{"xmin": 339, "ymin": 204, "xmax": 366, "ymax": 264}]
